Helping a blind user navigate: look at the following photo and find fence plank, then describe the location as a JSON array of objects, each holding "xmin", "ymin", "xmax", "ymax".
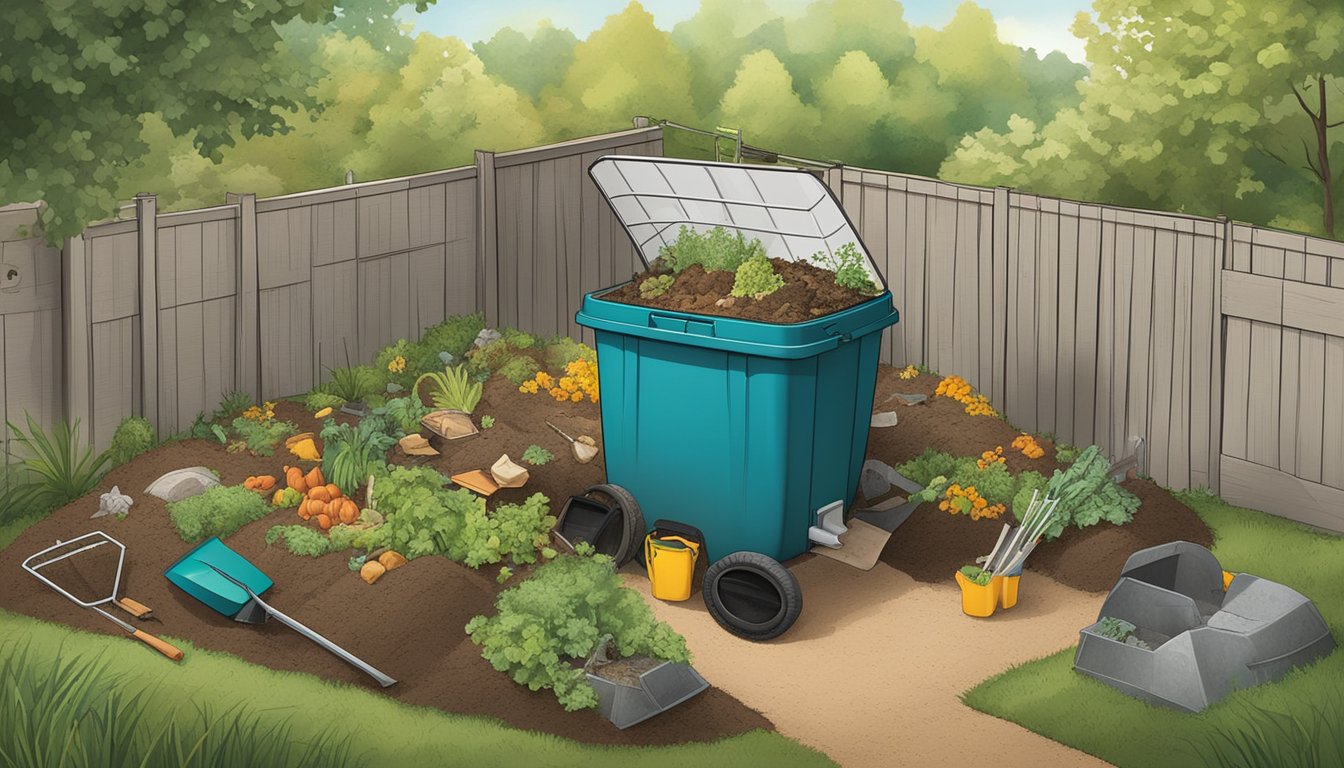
[
  {"xmin": 1323, "ymin": 335, "xmax": 1344, "ymax": 489},
  {"xmin": 1146, "ymin": 229, "xmax": 1177, "ymax": 485},
  {"xmin": 136, "ymin": 195, "xmax": 160, "ymax": 436},
  {"xmin": 311, "ymin": 260, "xmax": 358, "ymax": 376},
  {"xmin": 535, "ymin": 159, "xmax": 559, "ymax": 338},
  {"xmin": 886, "ymin": 187, "xmax": 909, "ymax": 365},
  {"xmin": 1035, "ymin": 203, "xmax": 1060, "ymax": 436},
  {"xmin": 1245, "ymin": 320, "xmax": 1282, "ymax": 468},
  {"xmin": 1221, "ymin": 455, "xmax": 1344, "ymax": 532},
  {"xmin": 91, "ymin": 318, "xmax": 138, "ymax": 453},
  {"xmin": 904, "ymin": 192, "xmax": 928, "ymax": 366},
  {"xmin": 228, "ymin": 193, "xmax": 260, "ymax": 401},
  {"xmin": 1278, "ymin": 327, "xmax": 1301, "ymax": 477},
  {"xmin": 1295, "ymin": 331, "xmax": 1325, "ymax": 484},
  {"xmin": 63, "ymin": 234, "xmax": 93, "ymax": 440},
  {"xmin": 259, "ymin": 284, "xmax": 312, "ymax": 400},
  {"xmin": 1222, "ymin": 317, "xmax": 1252, "ymax": 460}
]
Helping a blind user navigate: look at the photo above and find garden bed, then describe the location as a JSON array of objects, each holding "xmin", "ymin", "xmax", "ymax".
[
  {"xmin": 864, "ymin": 367, "xmax": 1214, "ymax": 593},
  {"xmin": 0, "ymin": 397, "xmax": 769, "ymax": 748}
]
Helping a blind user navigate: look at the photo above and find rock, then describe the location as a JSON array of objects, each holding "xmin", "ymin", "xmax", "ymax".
[
  {"xmin": 870, "ymin": 411, "xmax": 899, "ymax": 428},
  {"xmin": 473, "ymin": 328, "xmax": 502, "ymax": 348},
  {"xmin": 438, "ymin": 351, "xmax": 455, "ymax": 364},
  {"xmin": 889, "ymin": 392, "xmax": 928, "ymax": 407},
  {"xmin": 490, "ymin": 454, "xmax": 530, "ymax": 488},
  {"xmin": 145, "ymin": 467, "xmax": 220, "ymax": 502},
  {"xmin": 92, "ymin": 486, "xmax": 133, "ymax": 518}
]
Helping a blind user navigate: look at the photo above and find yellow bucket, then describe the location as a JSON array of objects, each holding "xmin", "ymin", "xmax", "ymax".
[
  {"xmin": 1000, "ymin": 575, "xmax": 1020, "ymax": 609},
  {"xmin": 645, "ymin": 534, "xmax": 700, "ymax": 602},
  {"xmin": 955, "ymin": 570, "xmax": 1002, "ymax": 618}
]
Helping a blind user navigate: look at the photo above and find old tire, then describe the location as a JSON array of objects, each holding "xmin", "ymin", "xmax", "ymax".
[
  {"xmin": 583, "ymin": 483, "xmax": 645, "ymax": 567},
  {"xmin": 703, "ymin": 552, "xmax": 802, "ymax": 641}
]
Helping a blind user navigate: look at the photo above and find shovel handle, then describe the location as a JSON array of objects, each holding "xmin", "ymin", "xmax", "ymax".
[
  {"xmin": 132, "ymin": 629, "xmax": 184, "ymax": 661},
  {"xmin": 116, "ymin": 597, "xmax": 153, "ymax": 619}
]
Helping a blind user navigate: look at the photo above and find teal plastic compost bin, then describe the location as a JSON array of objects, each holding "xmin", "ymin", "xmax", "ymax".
[{"xmin": 577, "ymin": 157, "xmax": 898, "ymax": 640}]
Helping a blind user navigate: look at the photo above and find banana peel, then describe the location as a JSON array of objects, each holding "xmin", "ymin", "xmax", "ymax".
[{"xmin": 284, "ymin": 432, "xmax": 322, "ymax": 461}]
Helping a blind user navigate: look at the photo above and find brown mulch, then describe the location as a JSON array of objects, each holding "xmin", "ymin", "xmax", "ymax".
[
  {"xmin": 600, "ymin": 258, "xmax": 872, "ymax": 323},
  {"xmin": 866, "ymin": 367, "xmax": 1214, "ymax": 593},
  {"xmin": 0, "ymin": 394, "xmax": 771, "ymax": 747}
]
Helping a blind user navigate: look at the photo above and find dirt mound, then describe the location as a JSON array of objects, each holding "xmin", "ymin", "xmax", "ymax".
[
  {"xmin": 866, "ymin": 367, "xmax": 1214, "ymax": 593},
  {"xmin": 0, "ymin": 396, "xmax": 771, "ymax": 747},
  {"xmin": 600, "ymin": 259, "xmax": 874, "ymax": 324}
]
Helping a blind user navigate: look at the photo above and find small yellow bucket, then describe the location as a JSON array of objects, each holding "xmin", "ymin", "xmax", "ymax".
[
  {"xmin": 956, "ymin": 570, "xmax": 1002, "ymax": 618},
  {"xmin": 1000, "ymin": 575, "xmax": 1020, "ymax": 609},
  {"xmin": 645, "ymin": 534, "xmax": 700, "ymax": 602}
]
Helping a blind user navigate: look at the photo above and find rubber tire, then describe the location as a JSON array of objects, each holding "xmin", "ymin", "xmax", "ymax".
[
  {"xmin": 703, "ymin": 552, "xmax": 802, "ymax": 641},
  {"xmin": 583, "ymin": 483, "xmax": 645, "ymax": 567}
]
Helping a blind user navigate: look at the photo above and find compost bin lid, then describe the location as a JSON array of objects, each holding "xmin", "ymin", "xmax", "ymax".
[{"xmin": 588, "ymin": 155, "xmax": 884, "ymax": 289}]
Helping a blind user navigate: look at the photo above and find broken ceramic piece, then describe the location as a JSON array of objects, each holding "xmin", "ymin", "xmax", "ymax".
[
  {"xmin": 451, "ymin": 469, "xmax": 499, "ymax": 496},
  {"xmin": 92, "ymin": 486, "xmax": 133, "ymax": 518},
  {"xmin": 490, "ymin": 454, "xmax": 530, "ymax": 488},
  {"xmin": 871, "ymin": 411, "xmax": 899, "ymax": 428},
  {"xmin": 421, "ymin": 410, "xmax": 479, "ymax": 440},
  {"xmin": 398, "ymin": 433, "xmax": 439, "ymax": 456},
  {"xmin": 145, "ymin": 467, "xmax": 221, "ymax": 502}
]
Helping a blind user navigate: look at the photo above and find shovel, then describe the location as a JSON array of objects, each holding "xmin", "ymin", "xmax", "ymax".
[
  {"xmin": 546, "ymin": 421, "xmax": 599, "ymax": 464},
  {"xmin": 165, "ymin": 537, "xmax": 396, "ymax": 687}
]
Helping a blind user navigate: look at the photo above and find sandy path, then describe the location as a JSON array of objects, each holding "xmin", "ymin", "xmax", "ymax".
[{"xmin": 622, "ymin": 556, "xmax": 1112, "ymax": 768}]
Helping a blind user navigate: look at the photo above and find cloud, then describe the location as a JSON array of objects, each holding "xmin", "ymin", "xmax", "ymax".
[{"xmin": 996, "ymin": 14, "xmax": 1088, "ymax": 62}]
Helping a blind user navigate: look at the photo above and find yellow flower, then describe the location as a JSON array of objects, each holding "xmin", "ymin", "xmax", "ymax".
[{"xmin": 388, "ymin": 355, "xmax": 406, "ymax": 373}]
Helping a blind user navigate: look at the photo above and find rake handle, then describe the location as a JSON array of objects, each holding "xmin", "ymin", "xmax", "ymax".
[{"xmin": 132, "ymin": 629, "xmax": 184, "ymax": 661}]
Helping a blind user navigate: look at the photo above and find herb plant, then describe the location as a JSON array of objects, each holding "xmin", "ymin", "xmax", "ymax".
[
  {"xmin": 1041, "ymin": 445, "xmax": 1141, "ymax": 540},
  {"xmin": 415, "ymin": 364, "xmax": 482, "ymax": 413},
  {"xmin": 480, "ymin": 415, "xmax": 495, "ymax": 429},
  {"xmin": 229, "ymin": 415, "xmax": 298, "ymax": 456},
  {"xmin": 466, "ymin": 548, "xmax": 691, "ymax": 711},
  {"xmin": 521, "ymin": 444, "xmax": 553, "ymax": 465},
  {"xmin": 730, "ymin": 251, "xmax": 785, "ymax": 298},
  {"xmin": 106, "ymin": 416, "xmax": 155, "ymax": 466},
  {"xmin": 959, "ymin": 564, "xmax": 992, "ymax": 586},
  {"xmin": 265, "ymin": 524, "xmax": 334, "ymax": 557},
  {"xmin": 814, "ymin": 242, "xmax": 878, "ymax": 293},
  {"xmin": 374, "ymin": 465, "xmax": 482, "ymax": 560},
  {"xmin": 303, "ymin": 391, "xmax": 346, "ymax": 411},
  {"xmin": 639, "ymin": 274, "xmax": 674, "ymax": 298},
  {"xmin": 322, "ymin": 365, "xmax": 384, "ymax": 404},
  {"xmin": 373, "ymin": 395, "xmax": 431, "ymax": 435},
  {"xmin": 460, "ymin": 493, "xmax": 556, "ymax": 568},
  {"xmin": 320, "ymin": 416, "xmax": 396, "ymax": 496},
  {"xmin": 497, "ymin": 355, "xmax": 541, "ymax": 386},
  {"xmin": 658, "ymin": 225, "xmax": 764, "ymax": 273},
  {"xmin": 168, "ymin": 485, "xmax": 271, "ymax": 543}
]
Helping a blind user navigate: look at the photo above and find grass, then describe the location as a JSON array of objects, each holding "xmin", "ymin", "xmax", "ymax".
[
  {"xmin": 0, "ymin": 611, "xmax": 833, "ymax": 767},
  {"xmin": 962, "ymin": 489, "xmax": 1344, "ymax": 768}
]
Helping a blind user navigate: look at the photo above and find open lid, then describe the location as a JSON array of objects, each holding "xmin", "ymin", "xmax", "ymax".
[{"xmin": 588, "ymin": 156, "xmax": 884, "ymax": 289}]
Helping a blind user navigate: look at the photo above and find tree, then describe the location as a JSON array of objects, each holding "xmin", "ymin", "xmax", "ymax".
[
  {"xmin": 474, "ymin": 22, "xmax": 579, "ymax": 101},
  {"xmin": 0, "ymin": 0, "xmax": 426, "ymax": 241},
  {"xmin": 671, "ymin": 0, "xmax": 789, "ymax": 116},
  {"xmin": 943, "ymin": 0, "xmax": 1344, "ymax": 237},
  {"xmin": 715, "ymin": 51, "xmax": 822, "ymax": 159}
]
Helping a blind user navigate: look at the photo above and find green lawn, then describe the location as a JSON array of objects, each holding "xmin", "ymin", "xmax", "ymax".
[
  {"xmin": 963, "ymin": 489, "xmax": 1343, "ymax": 768},
  {"xmin": 0, "ymin": 521, "xmax": 832, "ymax": 767}
]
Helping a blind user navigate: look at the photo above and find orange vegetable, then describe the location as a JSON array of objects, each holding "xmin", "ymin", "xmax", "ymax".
[
  {"xmin": 308, "ymin": 499, "xmax": 328, "ymax": 519},
  {"xmin": 297, "ymin": 499, "xmax": 312, "ymax": 520},
  {"xmin": 308, "ymin": 485, "xmax": 332, "ymax": 503},
  {"xmin": 256, "ymin": 475, "xmax": 276, "ymax": 490},
  {"xmin": 285, "ymin": 466, "xmax": 308, "ymax": 494},
  {"xmin": 304, "ymin": 467, "xmax": 324, "ymax": 490},
  {"xmin": 360, "ymin": 561, "xmax": 385, "ymax": 585},
  {"xmin": 243, "ymin": 477, "xmax": 258, "ymax": 490},
  {"xmin": 337, "ymin": 499, "xmax": 358, "ymax": 525},
  {"xmin": 325, "ymin": 483, "xmax": 342, "ymax": 500},
  {"xmin": 378, "ymin": 551, "xmax": 408, "ymax": 571},
  {"xmin": 314, "ymin": 406, "xmax": 333, "ymax": 419},
  {"xmin": 271, "ymin": 488, "xmax": 285, "ymax": 505},
  {"xmin": 315, "ymin": 513, "xmax": 332, "ymax": 531}
]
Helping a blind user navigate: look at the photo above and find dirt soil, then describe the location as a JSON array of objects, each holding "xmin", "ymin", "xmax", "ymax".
[
  {"xmin": 867, "ymin": 367, "xmax": 1215, "ymax": 593},
  {"xmin": 0, "ymin": 394, "xmax": 770, "ymax": 747},
  {"xmin": 601, "ymin": 258, "xmax": 874, "ymax": 324}
]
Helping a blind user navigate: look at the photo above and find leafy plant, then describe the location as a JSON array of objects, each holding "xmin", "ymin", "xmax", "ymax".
[
  {"xmin": 521, "ymin": 444, "xmax": 553, "ymax": 465},
  {"xmin": 229, "ymin": 416, "xmax": 298, "ymax": 456},
  {"xmin": 658, "ymin": 225, "xmax": 764, "ymax": 273},
  {"xmin": 897, "ymin": 449, "xmax": 1017, "ymax": 507},
  {"xmin": 460, "ymin": 493, "xmax": 556, "ymax": 568},
  {"xmin": 1097, "ymin": 616, "xmax": 1137, "ymax": 642},
  {"xmin": 465, "ymin": 338, "xmax": 515, "ymax": 378},
  {"xmin": 1010, "ymin": 470, "xmax": 1049, "ymax": 522},
  {"xmin": 497, "ymin": 355, "xmax": 541, "ymax": 386},
  {"xmin": 1041, "ymin": 445, "xmax": 1141, "ymax": 540},
  {"xmin": 466, "ymin": 549, "xmax": 691, "ymax": 711},
  {"xmin": 374, "ymin": 465, "xmax": 482, "ymax": 560},
  {"xmin": 418, "ymin": 312, "xmax": 486, "ymax": 363},
  {"xmin": 0, "ymin": 467, "xmax": 44, "ymax": 527},
  {"xmin": 959, "ymin": 564, "xmax": 992, "ymax": 586},
  {"xmin": 373, "ymin": 395, "xmax": 431, "ymax": 435},
  {"xmin": 322, "ymin": 365, "xmax": 384, "ymax": 404},
  {"xmin": 106, "ymin": 416, "xmax": 155, "ymax": 466},
  {"xmin": 730, "ymin": 251, "xmax": 785, "ymax": 298},
  {"xmin": 496, "ymin": 566, "xmax": 513, "ymax": 584},
  {"xmin": 7, "ymin": 416, "xmax": 110, "ymax": 511},
  {"xmin": 303, "ymin": 391, "xmax": 346, "ymax": 411},
  {"xmin": 265, "ymin": 524, "xmax": 334, "ymax": 557},
  {"xmin": 500, "ymin": 328, "xmax": 536, "ymax": 349},
  {"xmin": 639, "ymin": 274, "xmax": 674, "ymax": 298},
  {"xmin": 480, "ymin": 415, "xmax": 495, "ymax": 429},
  {"xmin": 543, "ymin": 336, "xmax": 597, "ymax": 369},
  {"xmin": 1054, "ymin": 443, "xmax": 1082, "ymax": 463},
  {"xmin": 168, "ymin": 485, "xmax": 272, "ymax": 543},
  {"xmin": 320, "ymin": 417, "xmax": 396, "ymax": 496},
  {"xmin": 415, "ymin": 364, "xmax": 482, "ymax": 413},
  {"xmin": 814, "ymin": 242, "xmax": 878, "ymax": 293},
  {"xmin": 213, "ymin": 390, "xmax": 253, "ymax": 420}
]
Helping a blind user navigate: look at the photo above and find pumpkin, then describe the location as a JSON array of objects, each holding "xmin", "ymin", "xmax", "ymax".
[
  {"xmin": 315, "ymin": 513, "xmax": 333, "ymax": 531},
  {"xmin": 308, "ymin": 485, "xmax": 332, "ymax": 503},
  {"xmin": 337, "ymin": 498, "xmax": 359, "ymax": 525},
  {"xmin": 285, "ymin": 466, "xmax": 308, "ymax": 494},
  {"xmin": 307, "ymin": 499, "xmax": 328, "ymax": 519},
  {"xmin": 325, "ymin": 483, "xmax": 343, "ymax": 500},
  {"xmin": 304, "ymin": 467, "xmax": 325, "ymax": 490},
  {"xmin": 255, "ymin": 475, "xmax": 276, "ymax": 490},
  {"xmin": 296, "ymin": 499, "xmax": 312, "ymax": 520}
]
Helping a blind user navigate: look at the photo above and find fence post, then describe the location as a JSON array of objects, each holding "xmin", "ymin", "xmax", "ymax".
[
  {"xmin": 228, "ymin": 192, "xmax": 261, "ymax": 402},
  {"xmin": 1209, "ymin": 214, "xmax": 1230, "ymax": 494},
  {"xmin": 62, "ymin": 232, "xmax": 93, "ymax": 439},
  {"xmin": 823, "ymin": 164, "xmax": 845, "ymax": 202},
  {"xmin": 135, "ymin": 193, "xmax": 159, "ymax": 436},
  {"xmin": 475, "ymin": 150, "xmax": 498, "ymax": 327},
  {"xmin": 991, "ymin": 186, "xmax": 1012, "ymax": 409}
]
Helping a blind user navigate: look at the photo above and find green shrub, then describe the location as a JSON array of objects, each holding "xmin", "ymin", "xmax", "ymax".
[
  {"xmin": 168, "ymin": 485, "xmax": 272, "ymax": 543},
  {"xmin": 730, "ymin": 252, "xmax": 785, "ymax": 298},
  {"xmin": 6, "ymin": 415, "xmax": 110, "ymax": 513},
  {"xmin": 320, "ymin": 416, "xmax": 396, "ymax": 496},
  {"xmin": 321, "ymin": 365, "xmax": 384, "ymax": 403},
  {"xmin": 229, "ymin": 416, "xmax": 298, "ymax": 456},
  {"xmin": 500, "ymin": 328, "xmax": 536, "ymax": 349},
  {"xmin": 213, "ymin": 390, "xmax": 253, "ymax": 420},
  {"xmin": 460, "ymin": 493, "xmax": 556, "ymax": 568},
  {"xmin": 303, "ymin": 391, "xmax": 346, "ymax": 411},
  {"xmin": 374, "ymin": 465, "xmax": 482, "ymax": 560},
  {"xmin": 374, "ymin": 338, "xmax": 421, "ymax": 391},
  {"xmin": 415, "ymin": 364, "xmax": 482, "ymax": 413},
  {"xmin": 106, "ymin": 416, "xmax": 155, "ymax": 466},
  {"xmin": 497, "ymin": 355, "xmax": 541, "ymax": 386},
  {"xmin": 897, "ymin": 449, "xmax": 960, "ymax": 487},
  {"xmin": 465, "ymin": 338, "xmax": 513, "ymax": 377},
  {"xmin": 1054, "ymin": 443, "xmax": 1082, "ymax": 463},
  {"xmin": 419, "ymin": 312, "xmax": 485, "ymax": 361},
  {"xmin": 373, "ymin": 395, "xmax": 431, "ymax": 435},
  {"xmin": 521, "ymin": 444, "xmax": 553, "ymax": 465},
  {"xmin": 1041, "ymin": 445, "xmax": 1141, "ymax": 539},
  {"xmin": 658, "ymin": 225, "xmax": 764, "ymax": 273},
  {"xmin": 265, "ymin": 524, "xmax": 334, "ymax": 557},
  {"xmin": 466, "ymin": 548, "xmax": 691, "ymax": 711},
  {"xmin": 814, "ymin": 242, "xmax": 878, "ymax": 294},
  {"xmin": 543, "ymin": 336, "xmax": 597, "ymax": 369}
]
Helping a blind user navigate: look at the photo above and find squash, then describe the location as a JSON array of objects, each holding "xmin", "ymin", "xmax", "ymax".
[
  {"xmin": 325, "ymin": 483, "xmax": 343, "ymax": 500},
  {"xmin": 296, "ymin": 499, "xmax": 311, "ymax": 520},
  {"xmin": 378, "ymin": 551, "xmax": 408, "ymax": 571},
  {"xmin": 314, "ymin": 406, "xmax": 333, "ymax": 419},
  {"xmin": 271, "ymin": 488, "xmax": 286, "ymax": 506},
  {"xmin": 304, "ymin": 467, "xmax": 325, "ymax": 490},
  {"xmin": 285, "ymin": 466, "xmax": 308, "ymax": 495},
  {"xmin": 360, "ymin": 560, "xmax": 386, "ymax": 585},
  {"xmin": 255, "ymin": 475, "xmax": 276, "ymax": 491},
  {"xmin": 308, "ymin": 485, "xmax": 332, "ymax": 503},
  {"xmin": 337, "ymin": 498, "xmax": 359, "ymax": 525},
  {"xmin": 315, "ymin": 513, "xmax": 333, "ymax": 531},
  {"xmin": 307, "ymin": 499, "xmax": 328, "ymax": 519}
]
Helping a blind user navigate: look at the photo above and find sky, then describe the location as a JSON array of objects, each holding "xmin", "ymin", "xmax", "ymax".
[{"xmin": 404, "ymin": 0, "xmax": 1092, "ymax": 62}]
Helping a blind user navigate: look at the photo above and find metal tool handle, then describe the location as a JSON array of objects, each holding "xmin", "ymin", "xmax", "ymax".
[{"xmin": 263, "ymin": 600, "xmax": 397, "ymax": 687}]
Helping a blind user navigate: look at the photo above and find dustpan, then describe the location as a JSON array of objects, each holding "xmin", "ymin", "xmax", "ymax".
[{"xmin": 165, "ymin": 537, "xmax": 396, "ymax": 687}]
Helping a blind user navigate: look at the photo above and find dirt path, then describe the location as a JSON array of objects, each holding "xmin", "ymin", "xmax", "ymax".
[{"xmin": 622, "ymin": 555, "xmax": 1112, "ymax": 768}]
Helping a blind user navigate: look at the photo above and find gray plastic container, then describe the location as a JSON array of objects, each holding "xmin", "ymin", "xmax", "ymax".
[{"xmin": 586, "ymin": 659, "xmax": 709, "ymax": 729}]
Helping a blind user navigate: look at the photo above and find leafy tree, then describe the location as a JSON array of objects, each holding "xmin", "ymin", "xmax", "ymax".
[
  {"xmin": 716, "ymin": 51, "xmax": 823, "ymax": 160},
  {"xmin": 942, "ymin": 0, "xmax": 1343, "ymax": 237},
  {"xmin": 778, "ymin": 0, "xmax": 915, "ymax": 100},
  {"xmin": 474, "ymin": 22, "xmax": 579, "ymax": 100},
  {"xmin": 1, "ymin": 0, "xmax": 428, "ymax": 242},
  {"xmin": 671, "ymin": 0, "xmax": 790, "ymax": 115}
]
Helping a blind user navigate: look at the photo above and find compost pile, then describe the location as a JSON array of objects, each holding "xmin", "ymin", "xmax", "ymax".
[{"xmin": 601, "ymin": 226, "xmax": 880, "ymax": 324}]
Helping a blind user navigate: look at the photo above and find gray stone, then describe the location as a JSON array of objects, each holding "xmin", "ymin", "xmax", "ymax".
[
  {"xmin": 145, "ymin": 468, "xmax": 220, "ymax": 503},
  {"xmin": 870, "ymin": 411, "xmax": 899, "ymax": 428},
  {"xmin": 888, "ymin": 392, "xmax": 928, "ymax": 407},
  {"xmin": 473, "ymin": 328, "xmax": 502, "ymax": 348},
  {"xmin": 92, "ymin": 485, "xmax": 133, "ymax": 518}
]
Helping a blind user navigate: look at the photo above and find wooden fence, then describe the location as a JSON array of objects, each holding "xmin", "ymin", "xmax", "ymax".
[{"xmin": 3, "ymin": 123, "xmax": 1342, "ymax": 531}]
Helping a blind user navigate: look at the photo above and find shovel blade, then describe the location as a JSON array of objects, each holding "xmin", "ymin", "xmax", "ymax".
[{"xmin": 164, "ymin": 537, "xmax": 274, "ymax": 618}]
